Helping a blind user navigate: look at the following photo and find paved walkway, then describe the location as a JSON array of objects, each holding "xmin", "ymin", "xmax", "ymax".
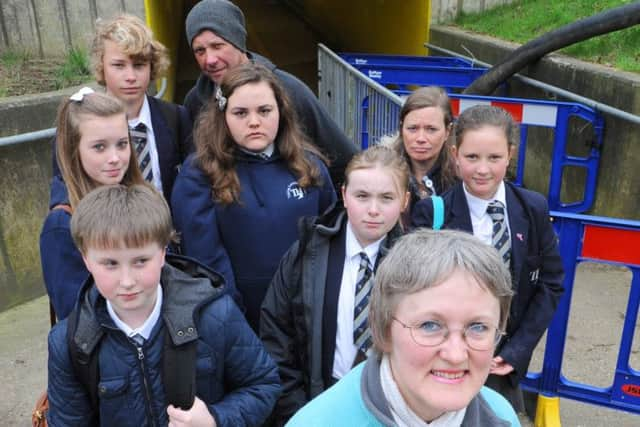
[
  {"xmin": 2, "ymin": 262, "xmax": 640, "ymax": 425},
  {"xmin": 2, "ymin": 296, "xmax": 48, "ymax": 425}
]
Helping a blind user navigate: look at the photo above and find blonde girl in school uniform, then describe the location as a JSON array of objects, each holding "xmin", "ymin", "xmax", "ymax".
[{"xmin": 260, "ymin": 145, "xmax": 410, "ymax": 425}]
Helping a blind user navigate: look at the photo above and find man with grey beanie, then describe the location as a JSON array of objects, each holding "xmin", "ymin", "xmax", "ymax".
[{"xmin": 183, "ymin": 0, "xmax": 357, "ymax": 190}]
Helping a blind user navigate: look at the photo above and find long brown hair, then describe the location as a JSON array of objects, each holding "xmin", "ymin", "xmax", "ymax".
[
  {"xmin": 391, "ymin": 86, "xmax": 457, "ymax": 190},
  {"xmin": 56, "ymin": 91, "xmax": 145, "ymax": 208},
  {"xmin": 194, "ymin": 63, "xmax": 326, "ymax": 205}
]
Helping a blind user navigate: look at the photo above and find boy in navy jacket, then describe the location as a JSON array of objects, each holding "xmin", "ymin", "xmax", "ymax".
[{"xmin": 47, "ymin": 184, "xmax": 280, "ymax": 426}]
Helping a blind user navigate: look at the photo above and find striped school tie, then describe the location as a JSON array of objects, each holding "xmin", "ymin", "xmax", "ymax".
[
  {"xmin": 353, "ymin": 252, "xmax": 373, "ymax": 354},
  {"xmin": 130, "ymin": 123, "xmax": 153, "ymax": 182},
  {"xmin": 487, "ymin": 200, "xmax": 511, "ymax": 267}
]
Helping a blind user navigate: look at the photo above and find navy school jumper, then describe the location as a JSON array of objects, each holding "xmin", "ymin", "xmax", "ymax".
[
  {"xmin": 171, "ymin": 149, "xmax": 336, "ymax": 331},
  {"xmin": 40, "ymin": 206, "xmax": 88, "ymax": 320}
]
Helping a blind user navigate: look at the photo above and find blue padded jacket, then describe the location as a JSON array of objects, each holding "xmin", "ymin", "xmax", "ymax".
[{"xmin": 47, "ymin": 257, "xmax": 281, "ymax": 426}]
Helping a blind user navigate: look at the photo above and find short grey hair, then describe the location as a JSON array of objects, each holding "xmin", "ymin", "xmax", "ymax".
[{"xmin": 369, "ymin": 229, "xmax": 513, "ymax": 352}]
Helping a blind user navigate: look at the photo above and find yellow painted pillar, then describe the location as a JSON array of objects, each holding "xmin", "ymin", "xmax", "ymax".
[
  {"xmin": 144, "ymin": 0, "xmax": 184, "ymax": 101},
  {"xmin": 535, "ymin": 395, "xmax": 562, "ymax": 427},
  {"xmin": 300, "ymin": 0, "xmax": 431, "ymax": 55}
]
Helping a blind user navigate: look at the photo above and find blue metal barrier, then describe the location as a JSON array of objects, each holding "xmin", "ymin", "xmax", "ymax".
[
  {"xmin": 341, "ymin": 52, "xmax": 488, "ymax": 92},
  {"xmin": 522, "ymin": 212, "xmax": 640, "ymax": 415},
  {"xmin": 339, "ymin": 53, "xmax": 474, "ymax": 68}
]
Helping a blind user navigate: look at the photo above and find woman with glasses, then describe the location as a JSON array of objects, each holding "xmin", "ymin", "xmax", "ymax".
[{"xmin": 287, "ymin": 229, "xmax": 521, "ymax": 427}]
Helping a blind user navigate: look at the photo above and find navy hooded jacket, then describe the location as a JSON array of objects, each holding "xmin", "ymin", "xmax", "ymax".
[{"xmin": 171, "ymin": 150, "xmax": 336, "ymax": 331}]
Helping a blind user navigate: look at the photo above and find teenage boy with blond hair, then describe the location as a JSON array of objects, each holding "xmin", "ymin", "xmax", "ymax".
[
  {"xmin": 46, "ymin": 184, "xmax": 280, "ymax": 426},
  {"xmin": 51, "ymin": 14, "xmax": 192, "ymax": 204}
]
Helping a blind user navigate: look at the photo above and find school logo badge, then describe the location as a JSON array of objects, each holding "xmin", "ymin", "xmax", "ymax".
[{"xmin": 286, "ymin": 182, "xmax": 306, "ymax": 200}]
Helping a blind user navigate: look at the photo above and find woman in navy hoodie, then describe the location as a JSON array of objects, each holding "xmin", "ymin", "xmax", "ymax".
[{"xmin": 172, "ymin": 63, "xmax": 337, "ymax": 331}]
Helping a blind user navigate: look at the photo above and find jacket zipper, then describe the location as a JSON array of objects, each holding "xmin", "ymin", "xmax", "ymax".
[{"xmin": 136, "ymin": 344, "xmax": 158, "ymax": 427}]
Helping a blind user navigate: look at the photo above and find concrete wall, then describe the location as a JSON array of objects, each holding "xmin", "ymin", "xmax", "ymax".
[
  {"xmin": 430, "ymin": 25, "xmax": 640, "ymax": 220},
  {"xmin": 430, "ymin": 0, "xmax": 515, "ymax": 23},
  {"xmin": 0, "ymin": 0, "xmax": 144, "ymax": 56},
  {"xmin": 0, "ymin": 86, "xmax": 95, "ymax": 312}
]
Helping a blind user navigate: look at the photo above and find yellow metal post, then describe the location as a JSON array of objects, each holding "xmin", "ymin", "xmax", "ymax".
[
  {"xmin": 299, "ymin": 0, "xmax": 431, "ymax": 55},
  {"xmin": 535, "ymin": 395, "xmax": 562, "ymax": 427},
  {"xmin": 143, "ymin": 0, "xmax": 184, "ymax": 101}
]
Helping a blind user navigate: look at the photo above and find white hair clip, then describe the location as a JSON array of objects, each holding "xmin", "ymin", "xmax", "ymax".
[
  {"xmin": 69, "ymin": 87, "xmax": 95, "ymax": 102},
  {"xmin": 215, "ymin": 87, "xmax": 227, "ymax": 111}
]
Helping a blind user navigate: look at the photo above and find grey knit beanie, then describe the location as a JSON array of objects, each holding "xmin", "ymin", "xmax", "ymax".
[{"xmin": 185, "ymin": 0, "xmax": 247, "ymax": 51}]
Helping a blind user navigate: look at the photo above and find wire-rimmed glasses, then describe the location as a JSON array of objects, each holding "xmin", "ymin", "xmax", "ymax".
[{"xmin": 392, "ymin": 317, "xmax": 505, "ymax": 351}]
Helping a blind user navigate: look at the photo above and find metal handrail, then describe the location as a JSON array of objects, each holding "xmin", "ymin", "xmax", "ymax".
[
  {"xmin": 319, "ymin": 44, "xmax": 404, "ymax": 105},
  {"xmin": 0, "ymin": 127, "xmax": 56, "ymax": 147}
]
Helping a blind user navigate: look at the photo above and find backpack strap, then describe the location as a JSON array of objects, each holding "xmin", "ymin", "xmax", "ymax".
[
  {"xmin": 162, "ymin": 328, "xmax": 197, "ymax": 410},
  {"xmin": 431, "ymin": 196, "xmax": 445, "ymax": 230},
  {"xmin": 65, "ymin": 308, "xmax": 198, "ymax": 416},
  {"xmin": 66, "ymin": 307, "xmax": 100, "ymax": 421}
]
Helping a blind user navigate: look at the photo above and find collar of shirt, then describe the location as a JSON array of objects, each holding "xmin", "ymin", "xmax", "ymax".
[
  {"xmin": 463, "ymin": 180, "xmax": 507, "ymax": 221},
  {"xmin": 345, "ymin": 221, "xmax": 383, "ymax": 267},
  {"xmin": 107, "ymin": 284, "xmax": 163, "ymax": 341},
  {"xmin": 128, "ymin": 95, "xmax": 152, "ymax": 133},
  {"xmin": 238, "ymin": 143, "xmax": 275, "ymax": 159}
]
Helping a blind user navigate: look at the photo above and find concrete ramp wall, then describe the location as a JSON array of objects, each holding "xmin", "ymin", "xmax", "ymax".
[
  {"xmin": 0, "ymin": 87, "xmax": 85, "ymax": 312},
  {"xmin": 0, "ymin": 0, "xmax": 144, "ymax": 56}
]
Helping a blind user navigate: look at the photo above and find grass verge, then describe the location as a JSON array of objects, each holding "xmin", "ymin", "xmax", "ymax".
[
  {"xmin": 55, "ymin": 48, "xmax": 92, "ymax": 89},
  {"xmin": 0, "ymin": 48, "xmax": 92, "ymax": 98},
  {"xmin": 452, "ymin": 0, "xmax": 640, "ymax": 73}
]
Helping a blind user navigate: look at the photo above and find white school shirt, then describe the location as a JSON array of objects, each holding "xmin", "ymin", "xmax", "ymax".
[
  {"xmin": 107, "ymin": 284, "xmax": 163, "ymax": 341},
  {"xmin": 463, "ymin": 180, "xmax": 510, "ymax": 246},
  {"xmin": 129, "ymin": 96, "xmax": 163, "ymax": 193},
  {"xmin": 332, "ymin": 222, "xmax": 383, "ymax": 379}
]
